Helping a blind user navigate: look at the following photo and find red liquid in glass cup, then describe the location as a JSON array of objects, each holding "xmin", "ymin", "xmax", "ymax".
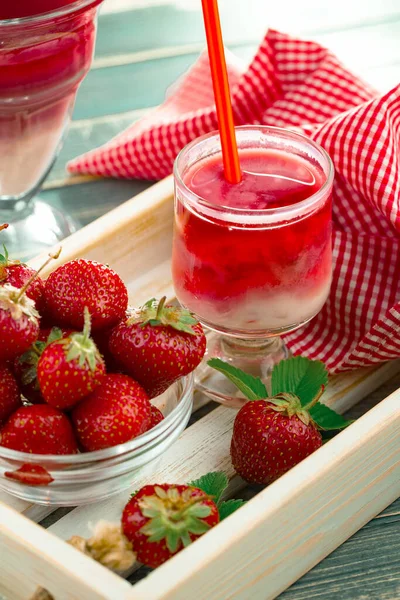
[
  {"xmin": 0, "ymin": 1, "xmax": 81, "ymax": 19},
  {"xmin": 0, "ymin": 1, "xmax": 101, "ymax": 197},
  {"xmin": 172, "ymin": 145, "xmax": 332, "ymax": 335}
]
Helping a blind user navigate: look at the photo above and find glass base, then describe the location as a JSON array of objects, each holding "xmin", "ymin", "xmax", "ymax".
[
  {"xmin": 0, "ymin": 198, "xmax": 78, "ymax": 261},
  {"xmin": 195, "ymin": 331, "xmax": 291, "ymax": 408}
]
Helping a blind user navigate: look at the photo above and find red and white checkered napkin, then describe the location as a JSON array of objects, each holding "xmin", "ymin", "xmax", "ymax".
[{"xmin": 68, "ymin": 30, "xmax": 400, "ymax": 373}]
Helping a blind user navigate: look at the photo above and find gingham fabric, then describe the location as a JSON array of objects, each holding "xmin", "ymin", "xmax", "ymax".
[{"xmin": 69, "ymin": 30, "xmax": 400, "ymax": 372}]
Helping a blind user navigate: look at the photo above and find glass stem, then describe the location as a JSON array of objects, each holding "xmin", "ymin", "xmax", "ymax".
[
  {"xmin": 221, "ymin": 336, "xmax": 284, "ymax": 356},
  {"xmin": 0, "ymin": 197, "xmax": 34, "ymax": 221}
]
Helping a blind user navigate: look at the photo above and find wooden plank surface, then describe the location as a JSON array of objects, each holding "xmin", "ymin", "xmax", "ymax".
[
  {"xmin": 0, "ymin": 504, "xmax": 132, "ymax": 600},
  {"xmin": 27, "ymin": 175, "xmax": 400, "ymax": 599},
  {"xmin": 274, "ymin": 371, "xmax": 400, "ymax": 600},
  {"xmin": 45, "ymin": 361, "xmax": 400, "ymax": 544},
  {"xmin": 0, "ymin": 367, "xmax": 397, "ymax": 599},
  {"xmin": 129, "ymin": 383, "xmax": 400, "ymax": 600},
  {"xmin": 3, "ymin": 1, "xmax": 398, "ymax": 599},
  {"xmin": 73, "ymin": 16, "xmax": 400, "ymax": 119}
]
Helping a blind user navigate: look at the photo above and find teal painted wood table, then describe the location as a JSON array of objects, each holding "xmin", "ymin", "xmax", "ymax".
[{"xmin": 38, "ymin": 1, "xmax": 400, "ymax": 598}]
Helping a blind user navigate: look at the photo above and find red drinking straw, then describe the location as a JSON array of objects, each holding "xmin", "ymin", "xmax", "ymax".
[{"xmin": 201, "ymin": 0, "xmax": 242, "ymax": 184}]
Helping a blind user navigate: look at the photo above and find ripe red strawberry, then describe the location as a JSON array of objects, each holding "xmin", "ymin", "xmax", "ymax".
[
  {"xmin": 0, "ymin": 284, "xmax": 40, "ymax": 362},
  {"xmin": 44, "ymin": 259, "xmax": 128, "ymax": 332},
  {"xmin": 121, "ymin": 483, "xmax": 219, "ymax": 568},
  {"xmin": 0, "ymin": 234, "xmax": 45, "ymax": 311},
  {"xmin": 37, "ymin": 309, "xmax": 105, "ymax": 410},
  {"xmin": 231, "ymin": 393, "xmax": 323, "ymax": 484},
  {"xmin": 0, "ymin": 405, "xmax": 78, "ymax": 454},
  {"xmin": 148, "ymin": 404, "xmax": 164, "ymax": 430},
  {"xmin": 0, "ymin": 250, "xmax": 45, "ymax": 317},
  {"xmin": 0, "ymin": 364, "xmax": 22, "ymax": 423},
  {"xmin": 0, "ymin": 250, "xmax": 60, "ymax": 362},
  {"xmin": 14, "ymin": 327, "xmax": 72, "ymax": 404},
  {"xmin": 109, "ymin": 297, "xmax": 206, "ymax": 398},
  {"xmin": 71, "ymin": 373, "xmax": 151, "ymax": 452}
]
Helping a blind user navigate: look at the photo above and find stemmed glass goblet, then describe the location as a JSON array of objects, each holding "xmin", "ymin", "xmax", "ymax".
[
  {"xmin": 0, "ymin": 0, "xmax": 103, "ymax": 259},
  {"xmin": 172, "ymin": 126, "xmax": 334, "ymax": 407}
]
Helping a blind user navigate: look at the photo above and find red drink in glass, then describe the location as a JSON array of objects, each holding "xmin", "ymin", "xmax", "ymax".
[
  {"xmin": 172, "ymin": 126, "xmax": 333, "ymax": 338},
  {"xmin": 0, "ymin": 0, "xmax": 101, "ymax": 198},
  {"xmin": 0, "ymin": 1, "xmax": 83, "ymax": 19},
  {"xmin": 0, "ymin": 0, "xmax": 103, "ymax": 258}
]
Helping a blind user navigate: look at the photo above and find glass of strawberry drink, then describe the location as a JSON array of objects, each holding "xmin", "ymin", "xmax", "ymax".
[
  {"xmin": 172, "ymin": 126, "xmax": 334, "ymax": 405},
  {"xmin": 0, "ymin": 0, "xmax": 103, "ymax": 259}
]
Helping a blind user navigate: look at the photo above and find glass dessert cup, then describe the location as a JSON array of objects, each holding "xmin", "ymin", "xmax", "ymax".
[
  {"xmin": 172, "ymin": 126, "xmax": 334, "ymax": 407},
  {"xmin": 0, "ymin": 0, "xmax": 103, "ymax": 260},
  {"xmin": 0, "ymin": 376, "xmax": 193, "ymax": 506}
]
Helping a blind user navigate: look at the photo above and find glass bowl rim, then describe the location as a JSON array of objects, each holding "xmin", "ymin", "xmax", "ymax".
[
  {"xmin": 174, "ymin": 125, "xmax": 335, "ymax": 222},
  {"xmin": 0, "ymin": 374, "xmax": 193, "ymax": 465},
  {"xmin": 0, "ymin": 0, "xmax": 102, "ymax": 26}
]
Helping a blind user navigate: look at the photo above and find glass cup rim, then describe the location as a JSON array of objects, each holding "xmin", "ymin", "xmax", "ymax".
[
  {"xmin": 0, "ymin": 374, "xmax": 193, "ymax": 466},
  {"xmin": 174, "ymin": 125, "xmax": 335, "ymax": 222},
  {"xmin": 0, "ymin": 0, "xmax": 101, "ymax": 26}
]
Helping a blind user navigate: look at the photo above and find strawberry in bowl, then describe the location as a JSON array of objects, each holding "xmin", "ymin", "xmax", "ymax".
[
  {"xmin": 0, "ymin": 249, "xmax": 203, "ymax": 505},
  {"xmin": 109, "ymin": 297, "xmax": 206, "ymax": 398}
]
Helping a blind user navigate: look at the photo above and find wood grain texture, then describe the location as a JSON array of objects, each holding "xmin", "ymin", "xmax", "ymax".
[
  {"xmin": 20, "ymin": 175, "xmax": 400, "ymax": 599},
  {"xmin": 45, "ymin": 109, "xmax": 152, "ymax": 188},
  {"xmin": 266, "ymin": 372, "xmax": 400, "ymax": 599},
  {"xmin": 45, "ymin": 362, "xmax": 399, "ymax": 541},
  {"xmin": 30, "ymin": 176, "xmax": 175, "ymax": 305},
  {"xmin": 95, "ymin": 0, "xmax": 400, "ymax": 61},
  {"xmin": 130, "ymin": 385, "xmax": 400, "ymax": 600},
  {"xmin": 41, "ymin": 178, "xmax": 152, "ymax": 228},
  {"xmin": 279, "ymin": 496, "xmax": 400, "ymax": 599},
  {"xmin": 71, "ymin": 5, "xmax": 400, "ymax": 120},
  {"xmin": 0, "ymin": 504, "xmax": 131, "ymax": 600},
  {"xmin": 19, "ymin": 136, "xmax": 400, "ymax": 600}
]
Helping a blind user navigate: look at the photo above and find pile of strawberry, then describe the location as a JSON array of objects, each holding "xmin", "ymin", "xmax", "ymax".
[{"xmin": 0, "ymin": 242, "xmax": 206, "ymax": 457}]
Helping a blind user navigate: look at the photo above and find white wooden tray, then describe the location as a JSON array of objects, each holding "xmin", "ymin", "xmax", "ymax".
[{"xmin": 0, "ymin": 176, "xmax": 399, "ymax": 600}]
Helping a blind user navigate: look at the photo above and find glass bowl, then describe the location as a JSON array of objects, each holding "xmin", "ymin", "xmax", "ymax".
[{"xmin": 0, "ymin": 375, "xmax": 193, "ymax": 506}]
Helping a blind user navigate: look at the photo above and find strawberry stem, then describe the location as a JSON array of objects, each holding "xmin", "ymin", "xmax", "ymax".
[
  {"xmin": 81, "ymin": 307, "xmax": 92, "ymax": 344},
  {"xmin": 156, "ymin": 296, "xmax": 167, "ymax": 320},
  {"xmin": 15, "ymin": 247, "xmax": 61, "ymax": 302},
  {"xmin": 302, "ymin": 385, "xmax": 325, "ymax": 412},
  {"xmin": 131, "ymin": 296, "xmax": 198, "ymax": 335},
  {"xmin": 170, "ymin": 494, "xmax": 210, "ymax": 521}
]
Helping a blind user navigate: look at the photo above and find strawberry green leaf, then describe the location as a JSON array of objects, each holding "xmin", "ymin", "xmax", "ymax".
[
  {"xmin": 147, "ymin": 319, "xmax": 161, "ymax": 327},
  {"xmin": 310, "ymin": 403, "xmax": 354, "ymax": 430},
  {"xmin": 0, "ymin": 244, "xmax": 8, "ymax": 265},
  {"xmin": 321, "ymin": 430, "xmax": 338, "ymax": 443},
  {"xmin": 189, "ymin": 471, "xmax": 229, "ymax": 505},
  {"xmin": 271, "ymin": 356, "xmax": 328, "ymax": 407},
  {"xmin": 219, "ymin": 499, "xmax": 246, "ymax": 521},
  {"xmin": 208, "ymin": 359, "xmax": 268, "ymax": 401},
  {"xmin": 21, "ymin": 365, "xmax": 37, "ymax": 386},
  {"xmin": 47, "ymin": 327, "xmax": 63, "ymax": 344}
]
